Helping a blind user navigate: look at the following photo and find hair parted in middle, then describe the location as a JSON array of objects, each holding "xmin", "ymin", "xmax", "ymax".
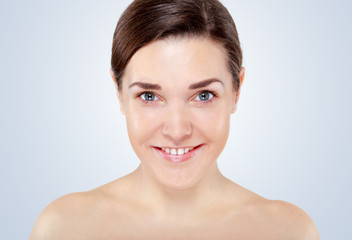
[{"xmin": 111, "ymin": 0, "xmax": 242, "ymax": 91}]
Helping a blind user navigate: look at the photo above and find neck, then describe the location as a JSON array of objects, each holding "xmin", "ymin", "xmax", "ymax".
[{"xmin": 131, "ymin": 162, "xmax": 229, "ymax": 217}]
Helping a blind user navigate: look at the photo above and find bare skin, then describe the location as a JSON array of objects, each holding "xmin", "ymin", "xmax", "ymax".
[
  {"xmin": 31, "ymin": 165, "xmax": 319, "ymax": 240},
  {"xmin": 31, "ymin": 38, "xmax": 319, "ymax": 239}
]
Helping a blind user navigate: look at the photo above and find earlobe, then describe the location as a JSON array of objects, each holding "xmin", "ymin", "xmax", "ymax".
[
  {"xmin": 239, "ymin": 67, "xmax": 245, "ymax": 86},
  {"xmin": 110, "ymin": 69, "xmax": 118, "ymax": 90},
  {"xmin": 110, "ymin": 69, "xmax": 125, "ymax": 115},
  {"xmin": 231, "ymin": 104, "xmax": 237, "ymax": 114},
  {"xmin": 118, "ymin": 93, "xmax": 125, "ymax": 116},
  {"xmin": 231, "ymin": 67, "xmax": 245, "ymax": 114},
  {"xmin": 231, "ymin": 90, "xmax": 240, "ymax": 114}
]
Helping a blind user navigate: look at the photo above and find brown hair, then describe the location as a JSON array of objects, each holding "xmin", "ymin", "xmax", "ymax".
[{"xmin": 111, "ymin": 0, "xmax": 242, "ymax": 91}]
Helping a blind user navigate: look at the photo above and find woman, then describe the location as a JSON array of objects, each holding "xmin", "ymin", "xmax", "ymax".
[{"xmin": 31, "ymin": 0, "xmax": 319, "ymax": 239}]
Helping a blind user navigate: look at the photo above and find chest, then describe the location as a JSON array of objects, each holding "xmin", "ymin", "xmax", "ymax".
[{"xmin": 83, "ymin": 213, "xmax": 269, "ymax": 240}]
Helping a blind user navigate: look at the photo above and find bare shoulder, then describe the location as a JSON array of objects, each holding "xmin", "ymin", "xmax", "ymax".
[
  {"xmin": 255, "ymin": 199, "xmax": 320, "ymax": 240},
  {"xmin": 30, "ymin": 178, "xmax": 132, "ymax": 240},
  {"xmin": 225, "ymin": 183, "xmax": 319, "ymax": 239},
  {"xmin": 30, "ymin": 190, "xmax": 104, "ymax": 240},
  {"xmin": 30, "ymin": 192, "xmax": 89, "ymax": 240}
]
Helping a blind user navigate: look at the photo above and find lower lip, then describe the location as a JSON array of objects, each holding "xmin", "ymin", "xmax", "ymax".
[{"xmin": 153, "ymin": 145, "xmax": 202, "ymax": 163}]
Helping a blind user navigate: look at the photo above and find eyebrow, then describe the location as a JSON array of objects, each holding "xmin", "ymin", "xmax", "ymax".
[
  {"xmin": 188, "ymin": 78, "xmax": 224, "ymax": 89},
  {"xmin": 129, "ymin": 82, "xmax": 162, "ymax": 90},
  {"xmin": 128, "ymin": 78, "xmax": 224, "ymax": 90}
]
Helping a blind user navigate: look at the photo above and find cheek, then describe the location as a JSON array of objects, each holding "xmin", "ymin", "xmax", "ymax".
[
  {"xmin": 194, "ymin": 104, "xmax": 231, "ymax": 142},
  {"xmin": 125, "ymin": 105, "xmax": 161, "ymax": 144},
  {"xmin": 124, "ymin": 100, "xmax": 231, "ymax": 147}
]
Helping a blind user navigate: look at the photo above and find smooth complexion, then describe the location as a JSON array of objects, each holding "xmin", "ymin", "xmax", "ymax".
[
  {"xmin": 30, "ymin": 37, "xmax": 319, "ymax": 239},
  {"xmin": 119, "ymin": 37, "xmax": 239, "ymax": 190}
]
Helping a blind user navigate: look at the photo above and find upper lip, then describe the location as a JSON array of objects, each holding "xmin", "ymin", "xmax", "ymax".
[
  {"xmin": 154, "ymin": 144, "xmax": 202, "ymax": 150},
  {"xmin": 159, "ymin": 146, "xmax": 194, "ymax": 149}
]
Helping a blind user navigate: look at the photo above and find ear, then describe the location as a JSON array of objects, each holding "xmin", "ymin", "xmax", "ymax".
[
  {"xmin": 110, "ymin": 69, "xmax": 125, "ymax": 115},
  {"xmin": 231, "ymin": 67, "xmax": 245, "ymax": 114}
]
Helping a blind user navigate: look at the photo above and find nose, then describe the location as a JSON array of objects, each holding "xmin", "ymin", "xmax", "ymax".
[{"xmin": 162, "ymin": 103, "xmax": 192, "ymax": 144}]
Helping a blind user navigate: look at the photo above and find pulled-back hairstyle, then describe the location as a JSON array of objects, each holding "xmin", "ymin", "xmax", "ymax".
[{"xmin": 111, "ymin": 0, "xmax": 242, "ymax": 91}]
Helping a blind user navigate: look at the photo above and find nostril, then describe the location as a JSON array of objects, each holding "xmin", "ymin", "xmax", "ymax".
[{"xmin": 162, "ymin": 125, "xmax": 192, "ymax": 142}]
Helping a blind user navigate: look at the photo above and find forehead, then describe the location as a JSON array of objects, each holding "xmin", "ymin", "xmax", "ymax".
[{"xmin": 123, "ymin": 37, "xmax": 231, "ymax": 87}]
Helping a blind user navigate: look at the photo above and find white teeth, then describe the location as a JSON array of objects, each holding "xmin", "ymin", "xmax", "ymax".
[
  {"xmin": 170, "ymin": 149, "xmax": 177, "ymax": 155},
  {"xmin": 177, "ymin": 148, "xmax": 184, "ymax": 155},
  {"xmin": 161, "ymin": 147, "xmax": 194, "ymax": 155}
]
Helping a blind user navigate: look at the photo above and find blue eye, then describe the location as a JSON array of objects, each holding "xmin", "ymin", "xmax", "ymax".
[
  {"xmin": 140, "ymin": 92, "xmax": 159, "ymax": 101},
  {"xmin": 195, "ymin": 91, "xmax": 214, "ymax": 102}
]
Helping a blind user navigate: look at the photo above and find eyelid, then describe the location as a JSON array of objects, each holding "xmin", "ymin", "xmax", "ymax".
[
  {"xmin": 137, "ymin": 91, "xmax": 161, "ymax": 103},
  {"xmin": 192, "ymin": 90, "xmax": 217, "ymax": 103},
  {"xmin": 136, "ymin": 90, "xmax": 217, "ymax": 104}
]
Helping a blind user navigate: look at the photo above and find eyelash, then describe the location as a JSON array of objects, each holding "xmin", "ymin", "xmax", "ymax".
[
  {"xmin": 136, "ymin": 90, "xmax": 217, "ymax": 104},
  {"xmin": 137, "ymin": 91, "xmax": 161, "ymax": 104},
  {"xmin": 194, "ymin": 90, "xmax": 217, "ymax": 104}
]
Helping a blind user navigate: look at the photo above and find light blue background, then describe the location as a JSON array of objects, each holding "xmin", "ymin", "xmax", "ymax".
[{"xmin": 1, "ymin": 0, "xmax": 351, "ymax": 239}]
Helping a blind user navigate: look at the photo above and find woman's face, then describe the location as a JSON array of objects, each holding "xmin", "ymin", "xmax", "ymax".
[{"xmin": 117, "ymin": 37, "xmax": 242, "ymax": 189}]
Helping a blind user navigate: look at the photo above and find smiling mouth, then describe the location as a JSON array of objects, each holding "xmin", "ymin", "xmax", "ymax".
[
  {"xmin": 153, "ymin": 144, "xmax": 203, "ymax": 163},
  {"xmin": 161, "ymin": 147, "xmax": 193, "ymax": 155}
]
